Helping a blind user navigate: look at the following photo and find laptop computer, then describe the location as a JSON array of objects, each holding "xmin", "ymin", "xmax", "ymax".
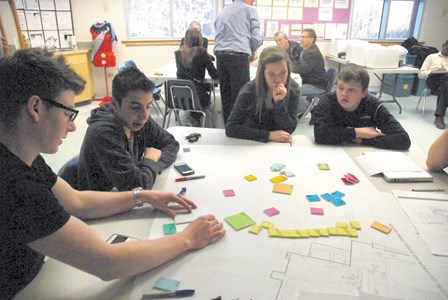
[{"xmin": 382, "ymin": 171, "xmax": 434, "ymax": 183}]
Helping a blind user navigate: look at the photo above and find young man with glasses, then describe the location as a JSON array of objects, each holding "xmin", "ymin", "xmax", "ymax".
[
  {"xmin": 296, "ymin": 28, "xmax": 327, "ymax": 122},
  {"xmin": 0, "ymin": 48, "xmax": 225, "ymax": 299},
  {"xmin": 78, "ymin": 66, "xmax": 179, "ymax": 191}
]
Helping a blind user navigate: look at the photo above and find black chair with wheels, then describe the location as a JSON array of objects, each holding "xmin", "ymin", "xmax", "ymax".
[
  {"xmin": 117, "ymin": 60, "xmax": 165, "ymax": 116},
  {"xmin": 298, "ymin": 68, "xmax": 338, "ymax": 126},
  {"xmin": 162, "ymin": 79, "xmax": 214, "ymax": 128},
  {"xmin": 57, "ymin": 154, "xmax": 80, "ymax": 189}
]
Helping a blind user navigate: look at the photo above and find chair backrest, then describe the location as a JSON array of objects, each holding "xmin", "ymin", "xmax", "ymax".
[
  {"xmin": 117, "ymin": 59, "xmax": 137, "ymax": 72},
  {"xmin": 324, "ymin": 68, "xmax": 338, "ymax": 93},
  {"xmin": 166, "ymin": 79, "xmax": 203, "ymax": 111},
  {"xmin": 57, "ymin": 154, "xmax": 80, "ymax": 189}
]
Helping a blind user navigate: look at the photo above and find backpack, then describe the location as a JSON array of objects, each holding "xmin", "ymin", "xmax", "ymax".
[
  {"xmin": 401, "ymin": 37, "xmax": 419, "ymax": 51},
  {"xmin": 408, "ymin": 45, "xmax": 439, "ymax": 68}
]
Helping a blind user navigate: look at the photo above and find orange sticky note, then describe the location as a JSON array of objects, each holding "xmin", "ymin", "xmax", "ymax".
[
  {"xmin": 270, "ymin": 175, "xmax": 288, "ymax": 183},
  {"xmin": 371, "ymin": 221, "xmax": 392, "ymax": 234},
  {"xmin": 272, "ymin": 183, "xmax": 293, "ymax": 195}
]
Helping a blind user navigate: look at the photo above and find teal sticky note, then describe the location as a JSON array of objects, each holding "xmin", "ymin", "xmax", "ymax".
[
  {"xmin": 154, "ymin": 276, "xmax": 180, "ymax": 292},
  {"xmin": 163, "ymin": 223, "xmax": 177, "ymax": 235},
  {"xmin": 224, "ymin": 212, "xmax": 256, "ymax": 231},
  {"xmin": 306, "ymin": 194, "xmax": 320, "ymax": 202}
]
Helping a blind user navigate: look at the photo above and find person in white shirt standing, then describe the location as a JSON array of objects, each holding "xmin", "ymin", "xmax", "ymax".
[{"xmin": 419, "ymin": 40, "xmax": 448, "ymax": 129}]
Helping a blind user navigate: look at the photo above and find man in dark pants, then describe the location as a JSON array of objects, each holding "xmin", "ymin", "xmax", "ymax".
[
  {"xmin": 419, "ymin": 39, "xmax": 448, "ymax": 129},
  {"xmin": 214, "ymin": 0, "xmax": 262, "ymax": 124}
]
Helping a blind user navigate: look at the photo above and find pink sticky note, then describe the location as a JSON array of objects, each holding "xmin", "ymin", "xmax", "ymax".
[
  {"xmin": 223, "ymin": 189, "xmax": 235, "ymax": 197},
  {"xmin": 183, "ymin": 148, "xmax": 191, "ymax": 152},
  {"xmin": 264, "ymin": 207, "xmax": 280, "ymax": 217},
  {"xmin": 310, "ymin": 207, "xmax": 324, "ymax": 215}
]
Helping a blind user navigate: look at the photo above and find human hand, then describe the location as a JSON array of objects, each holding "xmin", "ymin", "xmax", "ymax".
[
  {"xmin": 181, "ymin": 214, "xmax": 226, "ymax": 249},
  {"xmin": 144, "ymin": 147, "xmax": 162, "ymax": 162},
  {"xmin": 355, "ymin": 127, "xmax": 385, "ymax": 139},
  {"xmin": 142, "ymin": 190, "xmax": 197, "ymax": 218},
  {"xmin": 272, "ymin": 83, "xmax": 287, "ymax": 102},
  {"xmin": 249, "ymin": 51, "xmax": 258, "ymax": 62},
  {"xmin": 268, "ymin": 130, "xmax": 292, "ymax": 143}
]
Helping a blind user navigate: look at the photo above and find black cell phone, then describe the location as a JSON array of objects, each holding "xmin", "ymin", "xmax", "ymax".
[
  {"xmin": 174, "ymin": 162, "xmax": 195, "ymax": 176},
  {"xmin": 106, "ymin": 234, "xmax": 140, "ymax": 244}
]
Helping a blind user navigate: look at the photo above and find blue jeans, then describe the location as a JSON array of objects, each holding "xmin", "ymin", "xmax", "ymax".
[{"xmin": 298, "ymin": 84, "xmax": 326, "ymax": 114}]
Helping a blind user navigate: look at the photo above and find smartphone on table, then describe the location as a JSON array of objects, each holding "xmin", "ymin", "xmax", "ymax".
[{"xmin": 174, "ymin": 162, "xmax": 195, "ymax": 176}]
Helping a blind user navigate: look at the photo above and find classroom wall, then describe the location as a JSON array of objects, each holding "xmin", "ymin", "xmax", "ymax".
[{"xmin": 1, "ymin": 0, "xmax": 447, "ymax": 97}]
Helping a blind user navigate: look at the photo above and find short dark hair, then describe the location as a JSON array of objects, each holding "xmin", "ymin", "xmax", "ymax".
[
  {"xmin": 338, "ymin": 64, "xmax": 370, "ymax": 90},
  {"xmin": 303, "ymin": 28, "xmax": 317, "ymax": 43},
  {"xmin": 0, "ymin": 48, "xmax": 85, "ymax": 127},
  {"xmin": 112, "ymin": 66, "xmax": 155, "ymax": 106}
]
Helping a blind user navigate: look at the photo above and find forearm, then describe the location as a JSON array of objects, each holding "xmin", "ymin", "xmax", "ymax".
[
  {"xmin": 427, "ymin": 130, "xmax": 448, "ymax": 171},
  {"xmin": 362, "ymin": 134, "xmax": 411, "ymax": 150}
]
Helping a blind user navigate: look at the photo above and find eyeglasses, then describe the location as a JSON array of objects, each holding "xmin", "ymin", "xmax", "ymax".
[
  {"xmin": 299, "ymin": 35, "xmax": 311, "ymax": 39},
  {"xmin": 41, "ymin": 98, "xmax": 79, "ymax": 122}
]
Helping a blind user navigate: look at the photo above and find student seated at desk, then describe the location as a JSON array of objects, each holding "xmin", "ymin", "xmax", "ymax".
[
  {"xmin": 314, "ymin": 64, "xmax": 411, "ymax": 150},
  {"xmin": 78, "ymin": 66, "xmax": 179, "ymax": 191},
  {"xmin": 0, "ymin": 49, "xmax": 225, "ymax": 299},
  {"xmin": 427, "ymin": 129, "xmax": 448, "ymax": 171},
  {"xmin": 225, "ymin": 46, "xmax": 299, "ymax": 143},
  {"xmin": 175, "ymin": 28, "xmax": 218, "ymax": 126}
]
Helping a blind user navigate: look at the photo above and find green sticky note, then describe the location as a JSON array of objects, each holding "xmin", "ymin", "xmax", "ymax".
[
  {"xmin": 317, "ymin": 163, "xmax": 330, "ymax": 170},
  {"xmin": 154, "ymin": 277, "xmax": 180, "ymax": 292},
  {"xmin": 224, "ymin": 212, "xmax": 256, "ymax": 231},
  {"xmin": 163, "ymin": 223, "xmax": 177, "ymax": 235}
]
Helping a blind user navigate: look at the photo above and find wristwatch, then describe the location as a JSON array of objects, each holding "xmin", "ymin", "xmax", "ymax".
[{"xmin": 132, "ymin": 187, "xmax": 143, "ymax": 207}]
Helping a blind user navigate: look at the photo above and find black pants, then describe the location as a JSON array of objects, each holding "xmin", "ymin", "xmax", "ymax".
[
  {"xmin": 426, "ymin": 73, "xmax": 448, "ymax": 117},
  {"xmin": 216, "ymin": 53, "xmax": 250, "ymax": 124}
]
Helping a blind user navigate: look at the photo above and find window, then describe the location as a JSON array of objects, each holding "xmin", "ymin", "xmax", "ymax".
[
  {"xmin": 350, "ymin": 0, "xmax": 424, "ymax": 40},
  {"xmin": 125, "ymin": 0, "xmax": 217, "ymax": 39}
]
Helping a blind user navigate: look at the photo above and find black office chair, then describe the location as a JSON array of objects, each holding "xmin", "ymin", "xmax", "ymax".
[
  {"xmin": 163, "ymin": 79, "xmax": 214, "ymax": 128},
  {"xmin": 117, "ymin": 60, "xmax": 165, "ymax": 117},
  {"xmin": 57, "ymin": 154, "xmax": 80, "ymax": 189},
  {"xmin": 298, "ymin": 68, "xmax": 338, "ymax": 126}
]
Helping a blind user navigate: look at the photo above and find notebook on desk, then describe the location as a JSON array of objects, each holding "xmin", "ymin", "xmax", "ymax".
[{"xmin": 382, "ymin": 171, "xmax": 433, "ymax": 182}]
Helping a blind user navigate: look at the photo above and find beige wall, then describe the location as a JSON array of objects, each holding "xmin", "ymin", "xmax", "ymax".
[{"xmin": 1, "ymin": 0, "xmax": 447, "ymax": 97}]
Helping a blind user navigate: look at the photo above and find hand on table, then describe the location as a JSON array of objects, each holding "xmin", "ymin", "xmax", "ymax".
[
  {"xmin": 142, "ymin": 190, "xmax": 197, "ymax": 218},
  {"xmin": 182, "ymin": 214, "xmax": 226, "ymax": 249},
  {"xmin": 269, "ymin": 130, "xmax": 292, "ymax": 143},
  {"xmin": 355, "ymin": 127, "xmax": 385, "ymax": 139},
  {"xmin": 144, "ymin": 147, "xmax": 162, "ymax": 162}
]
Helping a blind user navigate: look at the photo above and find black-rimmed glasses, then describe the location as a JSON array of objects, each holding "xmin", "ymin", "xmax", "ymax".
[{"xmin": 41, "ymin": 98, "xmax": 79, "ymax": 122}]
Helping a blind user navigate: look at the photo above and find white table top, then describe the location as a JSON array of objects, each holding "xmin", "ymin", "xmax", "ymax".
[{"xmin": 14, "ymin": 128, "xmax": 448, "ymax": 300}]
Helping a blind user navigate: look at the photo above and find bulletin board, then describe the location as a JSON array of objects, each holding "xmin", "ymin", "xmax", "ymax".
[
  {"xmin": 223, "ymin": 0, "xmax": 351, "ymax": 40},
  {"xmin": 15, "ymin": 0, "xmax": 74, "ymax": 49}
]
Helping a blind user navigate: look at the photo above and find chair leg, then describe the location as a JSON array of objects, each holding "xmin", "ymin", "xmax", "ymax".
[{"xmin": 297, "ymin": 97, "xmax": 319, "ymax": 126}]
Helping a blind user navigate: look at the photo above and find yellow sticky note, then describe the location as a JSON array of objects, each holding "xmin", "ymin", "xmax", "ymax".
[
  {"xmin": 261, "ymin": 221, "xmax": 274, "ymax": 228},
  {"xmin": 371, "ymin": 221, "xmax": 392, "ymax": 234},
  {"xmin": 350, "ymin": 221, "xmax": 361, "ymax": 230},
  {"xmin": 272, "ymin": 183, "xmax": 293, "ymax": 195},
  {"xmin": 337, "ymin": 228, "xmax": 348, "ymax": 236},
  {"xmin": 278, "ymin": 229, "xmax": 289, "ymax": 237},
  {"xmin": 268, "ymin": 228, "xmax": 279, "ymax": 237},
  {"xmin": 299, "ymin": 229, "xmax": 309, "ymax": 237},
  {"xmin": 318, "ymin": 228, "xmax": 329, "ymax": 237},
  {"xmin": 289, "ymin": 230, "xmax": 301, "ymax": 238},
  {"xmin": 245, "ymin": 174, "xmax": 257, "ymax": 181},
  {"xmin": 347, "ymin": 228, "xmax": 359, "ymax": 237},
  {"xmin": 336, "ymin": 222, "xmax": 349, "ymax": 228},
  {"xmin": 270, "ymin": 175, "xmax": 288, "ymax": 183},
  {"xmin": 328, "ymin": 227, "xmax": 338, "ymax": 235},
  {"xmin": 249, "ymin": 225, "xmax": 262, "ymax": 234},
  {"xmin": 308, "ymin": 229, "xmax": 319, "ymax": 237}
]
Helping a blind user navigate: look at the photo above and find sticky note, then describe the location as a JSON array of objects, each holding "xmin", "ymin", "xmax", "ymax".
[
  {"xmin": 330, "ymin": 198, "xmax": 346, "ymax": 206},
  {"xmin": 328, "ymin": 227, "xmax": 338, "ymax": 235},
  {"xmin": 331, "ymin": 191, "xmax": 345, "ymax": 198},
  {"xmin": 270, "ymin": 175, "xmax": 288, "ymax": 183},
  {"xmin": 341, "ymin": 177, "xmax": 354, "ymax": 185},
  {"xmin": 317, "ymin": 163, "xmax": 330, "ymax": 170},
  {"xmin": 337, "ymin": 228, "xmax": 348, "ymax": 236},
  {"xmin": 154, "ymin": 277, "xmax": 180, "ymax": 292},
  {"xmin": 306, "ymin": 194, "xmax": 321, "ymax": 202},
  {"xmin": 347, "ymin": 229, "xmax": 359, "ymax": 237},
  {"xmin": 371, "ymin": 221, "xmax": 392, "ymax": 234},
  {"xmin": 249, "ymin": 225, "xmax": 262, "ymax": 234},
  {"xmin": 268, "ymin": 228, "xmax": 280, "ymax": 237},
  {"xmin": 298, "ymin": 229, "xmax": 309, "ymax": 237},
  {"xmin": 245, "ymin": 174, "xmax": 257, "ymax": 181},
  {"xmin": 350, "ymin": 221, "xmax": 361, "ymax": 230},
  {"xmin": 336, "ymin": 222, "xmax": 349, "ymax": 228},
  {"xmin": 289, "ymin": 230, "xmax": 300, "ymax": 238},
  {"xmin": 308, "ymin": 229, "xmax": 319, "ymax": 237},
  {"xmin": 224, "ymin": 212, "xmax": 256, "ymax": 231},
  {"xmin": 272, "ymin": 183, "xmax": 293, "ymax": 195},
  {"xmin": 182, "ymin": 148, "xmax": 190, "ymax": 152},
  {"xmin": 261, "ymin": 221, "xmax": 274, "ymax": 228},
  {"xmin": 318, "ymin": 228, "xmax": 329, "ymax": 237},
  {"xmin": 278, "ymin": 229, "xmax": 289, "ymax": 237},
  {"xmin": 264, "ymin": 207, "xmax": 280, "ymax": 217},
  {"xmin": 280, "ymin": 170, "xmax": 295, "ymax": 177},
  {"xmin": 223, "ymin": 189, "xmax": 235, "ymax": 197},
  {"xmin": 270, "ymin": 163, "xmax": 286, "ymax": 172},
  {"xmin": 310, "ymin": 207, "xmax": 324, "ymax": 215},
  {"xmin": 163, "ymin": 223, "xmax": 177, "ymax": 235},
  {"xmin": 320, "ymin": 193, "xmax": 336, "ymax": 201}
]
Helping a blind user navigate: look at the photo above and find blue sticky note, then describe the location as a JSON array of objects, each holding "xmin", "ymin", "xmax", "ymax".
[
  {"xmin": 270, "ymin": 163, "xmax": 286, "ymax": 172},
  {"xmin": 331, "ymin": 191, "xmax": 345, "ymax": 198},
  {"xmin": 330, "ymin": 198, "xmax": 346, "ymax": 206},
  {"xmin": 154, "ymin": 277, "xmax": 180, "ymax": 292},
  {"xmin": 320, "ymin": 193, "xmax": 337, "ymax": 202},
  {"xmin": 306, "ymin": 194, "xmax": 321, "ymax": 202}
]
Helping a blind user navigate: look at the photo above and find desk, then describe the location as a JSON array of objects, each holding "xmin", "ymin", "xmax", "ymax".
[
  {"xmin": 326, "ymin": 55, "xmax": 420, "ymax": 114},
  {"xmin": 15, "ymin": 128, "xmax": 448, "ymax": 300}
]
